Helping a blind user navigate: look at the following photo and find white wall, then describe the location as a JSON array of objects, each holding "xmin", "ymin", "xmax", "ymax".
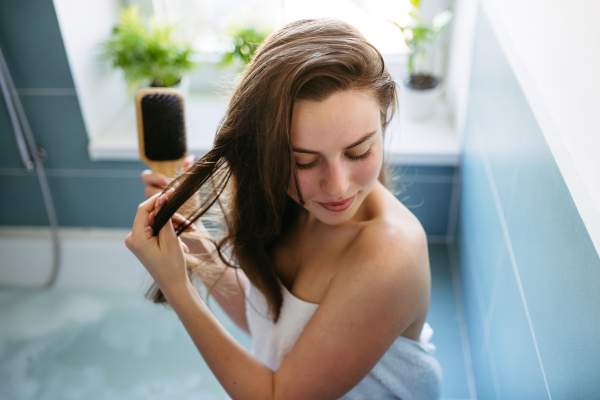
[
  {"xmin": 484, "ymin": 0, "xmax": 600, "ymax": 211},
  {"xmin": 445, "ymin": 0, "xmax": 478, "ymax": 141},
  {"xmin": 52, "ymin": 0, "xmax": 131, "ymax": 141}
]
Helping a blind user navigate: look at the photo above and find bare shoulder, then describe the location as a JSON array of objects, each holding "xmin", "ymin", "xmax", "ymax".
[
  {"xmin": 333, "ymin": 183, "xmax": 431, "ymax": 334},
  {"xmin": 273, "ymin": 187, "xmax": 431, "ymax": 398},
  {"xmin": 345, "ymin": 181, "xmax": 428, "ymax": 272}
]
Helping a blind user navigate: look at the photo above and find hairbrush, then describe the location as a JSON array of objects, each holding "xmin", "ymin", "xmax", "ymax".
[{"xmin": 135, "ymin": 88, "xmax": 187, "ymax": 179}]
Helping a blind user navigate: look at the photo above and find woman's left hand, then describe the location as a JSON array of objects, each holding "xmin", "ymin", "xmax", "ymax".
[{"xmin": 125, "ymin": 190, "xmax": 190, "ymax": 291}]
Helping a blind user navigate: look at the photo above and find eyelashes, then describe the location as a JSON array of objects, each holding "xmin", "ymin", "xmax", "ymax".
[
  {"xmin": 346, "ymin": 149, "xmax": 373, "ymax": 162},
  {"xmin": 295, "ymin": 149, "xmax": 373, "ymax": 170},
  {"xmin": 295, "ymin": 161, "xmax": 317, "ymax": 170}
]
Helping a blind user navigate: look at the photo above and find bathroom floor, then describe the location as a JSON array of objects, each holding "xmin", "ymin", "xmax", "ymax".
[{"xmin": 0, "ymin": 244, "xmax": 471, "ymax": 400}]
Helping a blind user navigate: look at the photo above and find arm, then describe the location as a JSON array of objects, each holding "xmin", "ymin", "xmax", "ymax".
[
  {"xmin": 271, "ymin": 228, "xmax": 429, "ymax": 399},
  {"xmin": 126, "ymin": 193, "xmax": 272, "ymax": 399},
  {"xmin": 127, "ymin": 195, "xmax": 429, "ymax": 400},
  {"xmin": 141, "ymin": 161, "xmax": 250, "ymax": 335},
  {"xmin": 165, "ymin": 279, "xmax": 273, "ymax": 400}
]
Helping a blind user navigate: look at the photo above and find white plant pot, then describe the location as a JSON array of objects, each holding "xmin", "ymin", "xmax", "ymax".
[{"xmin": 401, "ymin": 79, "xmax": 442, "ymax": 120}]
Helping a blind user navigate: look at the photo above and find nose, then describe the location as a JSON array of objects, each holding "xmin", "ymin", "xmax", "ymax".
[{"xmin": 321, "ymin": 160, "xmax": 349, "ymax": 198}]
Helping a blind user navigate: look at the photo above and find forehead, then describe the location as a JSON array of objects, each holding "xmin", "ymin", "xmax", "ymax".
[{"xmin": 290, "ymin": 90, "xmax": 381, "ymax": 148}]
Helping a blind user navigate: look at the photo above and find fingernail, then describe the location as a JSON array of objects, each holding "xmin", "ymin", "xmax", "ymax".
[
  {"xmin": 162, "ymin": 178, "xmax": 170, "ymax": 186},
  {"xmin": 159, "ymin": 195, "xmax": 166, "ymax": 206}
]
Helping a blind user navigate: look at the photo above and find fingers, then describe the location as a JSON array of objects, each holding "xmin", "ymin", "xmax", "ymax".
[
  {"xmin": 181, "ymin": 154, "xmax": 195, "ymax": 173},
  {"xmin": 172, "ymin": 213, "xmax": 196, "ymax": 232},
  {"xmin": 142, "ymin": 170, "xmax": 170, "ymax": 199},
  {"xmin": 153, "ymin": 188, "xmax": 174, "ymax": 214},
  {"xmin": 145, "ymin": 188, "xmax": 175, "ymax": 237},
  {"xmin": 179, "ymin": 237, "xmax": 189, "ymax": 253},
  {"xmin": 124, "ymin": 232, "xmax": 133, "ymax": 250},
  {"xmin": 145, "ymin": 186, "xmax": 162, "ymax": 200},
  {"xmin": 142, "ymin": 170, "xmax": 170, "ymax": 188},
  {"xmin": 157, "ymin": 217, "xmax": 182, "ymax": 252},
  {"xmin": 132, "ymin": 192, "xmax": 161, "ymax": 235},
  {"xmin": 153, "ymin": 205, "xmax": 189, "ymax": 254},
  {"xmin": 142, "ymin": 172, "xmax": 169, "ymax": 199},
  {"xmin": 149, "ymin": 210, "xmax": 155, "ymax": 227}
]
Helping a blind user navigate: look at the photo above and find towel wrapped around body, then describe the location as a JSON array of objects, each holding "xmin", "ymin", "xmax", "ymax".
[{"xmin": 241, "ymin": 279, "xmax": 443, "ymax": 400}]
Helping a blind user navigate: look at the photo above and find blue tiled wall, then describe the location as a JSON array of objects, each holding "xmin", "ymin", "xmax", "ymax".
[
  {"xmin": 457, "ymin": 7, "xmax": 600, "ymax": 399},
  {"xmin": 0, "ymin": 0, "xmax": 456, "ymax": 234},
  {"xmin": 0, "ymin": 0, "xmax": 154, "ymax": 228},
  {"xmin": 389, "ymin": 165, "xmax": 456, "ymax": 239}
]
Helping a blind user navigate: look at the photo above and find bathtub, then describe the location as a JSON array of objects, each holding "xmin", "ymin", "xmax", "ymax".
[
  {"xmin": 0, "ymin": 226, "xmax": 250, "ymax": 399},
  {"xmin": 0, "ymin": 226, "xmax": 472, "ymax": 399}
]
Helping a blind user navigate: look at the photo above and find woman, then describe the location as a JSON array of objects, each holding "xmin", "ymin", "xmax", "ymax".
[{"xmin": 126, "ymin": 18, "xmax": 442, "ymax": 400}]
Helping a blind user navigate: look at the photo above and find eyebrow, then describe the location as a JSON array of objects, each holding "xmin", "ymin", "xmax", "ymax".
[{"xmin": 292, "ymin": 130, "xmax": 377, "ymax": 154}]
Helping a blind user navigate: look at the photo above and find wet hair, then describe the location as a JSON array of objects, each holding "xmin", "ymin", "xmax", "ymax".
[{"xmin": 150, "ymin": 18, "xmax": 398, "ymax": 322}]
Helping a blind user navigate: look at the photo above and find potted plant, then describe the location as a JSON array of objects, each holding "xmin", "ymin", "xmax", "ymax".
[
  {"xmin": 218, "ymin": 25, "xmax": 271, "ymax": 72},
  {"xmin": 393, "ymin": 1, "xmax": 453, "ymax": 120},
  {"xmin": 100, "ymin": 5, "xmax": 198, "ymax": 97}
]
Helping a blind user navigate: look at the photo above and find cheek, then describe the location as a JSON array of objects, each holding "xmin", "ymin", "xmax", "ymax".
[
  {"xmin": 288, "ymin": 170, "xmax": 318, "ymax": 202},
  {"xmin": 288, "ymin": 150, "xmax": 382, "ymax": 201},
  {"xmin": 352, "ymin": 153, "xmax": 382, "ymax": 186},
  {"xmin": 297, "ymin": 171, "xmax": 319, "ymax": 198}
]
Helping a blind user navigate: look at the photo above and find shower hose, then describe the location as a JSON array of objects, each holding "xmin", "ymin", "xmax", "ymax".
[{"xmin": 0, "ymin": 46, "xmax": 61, "ymax": 288}]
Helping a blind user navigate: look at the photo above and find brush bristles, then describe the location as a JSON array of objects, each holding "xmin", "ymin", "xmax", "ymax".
[{"xmin": 141, "ymin": 93, "xmax": 186, "ymax": 161}]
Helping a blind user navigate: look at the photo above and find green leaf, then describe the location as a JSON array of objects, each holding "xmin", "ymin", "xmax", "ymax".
[
  {"xmin": 402, "ymin": 5, "xmax": 454, "ymax": 76},
  {"xmin": 219, "ymin": 25, "xmax": 272, "ymax": 71},
  {"xmin": 98, "ymin": 5, "xmax": 198, "ymax": 87}
]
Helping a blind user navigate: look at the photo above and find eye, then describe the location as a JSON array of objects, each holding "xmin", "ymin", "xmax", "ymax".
[
  {"xmin": 346, "ymin": 148, "xmax": 373, "ymax": 162},
  {"xmin": 296, "ymin": 160, "xmax": 318, "ymax": 170}
]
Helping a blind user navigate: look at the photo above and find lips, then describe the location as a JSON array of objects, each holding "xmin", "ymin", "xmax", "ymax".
[{"xmin": 317, "ymin": 195, "xmax": 356, "ymax": 212}]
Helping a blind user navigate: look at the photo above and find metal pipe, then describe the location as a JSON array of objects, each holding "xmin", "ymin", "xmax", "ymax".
[
  {"xmin": 0, "ymin": 50, "xmax": 33, "ymax": 170},
  {"xmin": 0, "ymin": 46, "xmax": 61, "ymax": 288}
]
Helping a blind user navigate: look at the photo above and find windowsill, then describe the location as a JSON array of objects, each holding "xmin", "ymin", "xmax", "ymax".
[
  {"xmin": 88, "ymin": 92, "xmax": 229, "ymax": 161},
  {"xmin": 386, "ymin": 101, "xmax": 459, "ymax": 166},
  {"xmin": 88, "ymin": 90, "xmax": 460, "ymax": 166},
  {"xmin": 52, "ymin": 0, "xmax": 459, "ymax": 166}
]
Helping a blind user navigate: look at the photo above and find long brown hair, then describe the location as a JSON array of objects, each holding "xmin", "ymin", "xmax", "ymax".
[{"xmin": 150, "ymin": 18, "xmax": 398, "ymax": 322}]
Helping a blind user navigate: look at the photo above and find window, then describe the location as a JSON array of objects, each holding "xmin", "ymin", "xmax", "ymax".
[{"xmin": 54, "ymin": 0, "xmax": 458, "ymax": 165}]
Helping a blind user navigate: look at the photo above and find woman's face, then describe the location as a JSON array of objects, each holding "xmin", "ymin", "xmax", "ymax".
[{"xmin": 289, "ymin": 90, "xmax": 383, "ymax": 226}]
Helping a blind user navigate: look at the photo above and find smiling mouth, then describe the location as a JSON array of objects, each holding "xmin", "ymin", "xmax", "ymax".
[{"xmin": 317, "ymin": 195, "xmax": 356, "ymax": 212}]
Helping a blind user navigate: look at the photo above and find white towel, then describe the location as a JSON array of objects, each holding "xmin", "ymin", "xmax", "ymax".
[{"xmin": 244, "ymin": 280, "xmax": 443, "ymax": 399}]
